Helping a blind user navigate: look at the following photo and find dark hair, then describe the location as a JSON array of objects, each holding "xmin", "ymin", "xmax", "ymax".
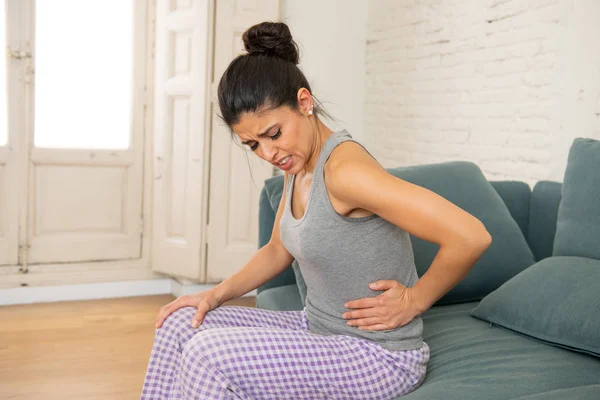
[{"xmin": 217, "ymin": 21, "xmax": 334, "ymax": 130}]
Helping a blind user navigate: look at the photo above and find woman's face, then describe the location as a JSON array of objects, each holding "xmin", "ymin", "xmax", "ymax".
[{"xmin": 231, "ymin": 104, "xmax": 313, "ymax": 174}]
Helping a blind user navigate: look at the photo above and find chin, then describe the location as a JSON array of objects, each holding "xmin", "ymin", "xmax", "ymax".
[{"xmin": 289, "ymin": 160, "xmax": 302, "ymax": 174}]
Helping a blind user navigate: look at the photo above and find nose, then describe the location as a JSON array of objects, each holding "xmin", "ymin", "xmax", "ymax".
[{"xmin": 261, "ymin": 141, "xmax": 278, "ymax": 163}]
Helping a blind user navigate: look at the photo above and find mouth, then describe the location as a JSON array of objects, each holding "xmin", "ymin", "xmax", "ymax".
[
  {"xmin": 276, "ymin": 156, "xmax": 291, "ymax": 166},
  {"xmin": 274, "ymin": 155, "xmax": 293, "ymax": 170}
]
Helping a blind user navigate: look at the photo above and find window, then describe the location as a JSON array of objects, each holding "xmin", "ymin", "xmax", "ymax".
[
  {"xmin": 34, "ymin": 0, "xmax": 133, "ymax": 149},
  {"xmin": 0, "ymin": 0, "xmax": 147, "ymax": 266}
]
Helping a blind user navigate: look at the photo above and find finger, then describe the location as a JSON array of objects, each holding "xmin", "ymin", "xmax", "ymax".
[
  {"xmin": 156, "ymin": 308, "xmax": 172, "ymax": 328},
  {"xmin": 155, "ymin": 305, "xmax": 171, "ymax": 328},
  {"xmin": 191, "ymin": 305, "xmax": 209, "ymax": 329},
  {"xmin": 155, "ymin": 298, "xmax": 187, "ymax": 328},
  {"xmin": 156, "ymin": 301, "xmax": 180, "ymax": 325},
  {"xmin": 346, "ymin": 317, "xmax": 381, "ymax": 327},
  {"xmin": 342, "ymin": 308, "xmax": 379, "ymax": 320},
  {"xmin": 156, "ymin": 304, "xmax": 170, "ymax": 320},
  {"xmin": 344, "ymin": 297, "xmax": 379, "ymax": 310},
  {"xmin": 369, "ymin": 280, "xmax": 399, "ymax": 291},
  {"xmin": 155, "ymin": 306, "xmax": 165, "ymax": 323},
  {"xmin": 358, "ymin": 324, "xmax": 390, "ymax": 331}
]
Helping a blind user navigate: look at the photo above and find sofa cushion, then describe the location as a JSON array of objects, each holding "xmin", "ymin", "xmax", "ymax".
[
  {"xmin": 470, "ymin": 256, "xmax": 600, "ymax": 358},
  {"xmin": 528, "ymin": 181, "xmax": 562, "ymax": 261},
  {"xmin": 263, "ymin": 175, "xmax": 285, "ymax": 211},
  {"xmin": 389, "ymin": 161, "xmax": 536, "ymax": 305},
  {"xmin": 401, "ymin": 302, "xmax": 600, "ymax": 400},
  {"xmin": 553, "ymin": 138, "xmax": 600, "ymax": 260}
]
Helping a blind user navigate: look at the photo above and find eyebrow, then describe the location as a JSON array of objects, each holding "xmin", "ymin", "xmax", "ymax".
[{"xmin": 241, "ymin": 124, "xmax": 276, "ymax": 145}]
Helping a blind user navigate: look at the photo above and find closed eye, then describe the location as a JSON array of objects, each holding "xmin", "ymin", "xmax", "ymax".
[
  {"xmin": 270, "ymin": 128, "xmax": 282, "ymax": 140},
  {"xmin": 249, "ymin": 128, "xmax": 282, "ymax": 151}
]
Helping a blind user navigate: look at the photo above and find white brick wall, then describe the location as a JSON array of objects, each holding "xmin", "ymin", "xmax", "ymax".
[
  {"xmin": 364, "ymin": 0, "xmax": 600, "ymax": 187},
  {"xmin": 282, "ymin": 0, "xmax": 368, "ymax": 143}
]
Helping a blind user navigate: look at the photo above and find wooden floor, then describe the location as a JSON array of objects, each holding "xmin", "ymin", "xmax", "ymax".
[{"xmin": 0, "ymin": 294, "xmax": 256, "ymax": 400}]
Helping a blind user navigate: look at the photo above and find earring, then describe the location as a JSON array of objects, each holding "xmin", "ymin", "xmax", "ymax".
[{"xmin": 308, "ymin": 108, "xmax": 313, "ymax": 116}]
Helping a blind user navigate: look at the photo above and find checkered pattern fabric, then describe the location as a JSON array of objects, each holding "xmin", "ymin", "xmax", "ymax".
[{"xmin": 141, "ymin": 305, "xmax": 429, "ymax": 399}]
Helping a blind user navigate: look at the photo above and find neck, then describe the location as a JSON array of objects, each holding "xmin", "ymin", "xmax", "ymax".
[{"xmin": 301, "ymin": 118, "xmax": 334, "ymax": 176}]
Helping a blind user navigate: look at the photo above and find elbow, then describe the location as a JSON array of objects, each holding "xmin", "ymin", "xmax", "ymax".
[
  {"xmin": 440, "ymin": 219, "xmax": 492, "ymax": 252},
  {"xmin": 468, "ymin": 222, "xmax": 492, "ymax": 252},
  {"xmin": 451, "ymin": 220, "xmax": 491, "ymax": 252}
]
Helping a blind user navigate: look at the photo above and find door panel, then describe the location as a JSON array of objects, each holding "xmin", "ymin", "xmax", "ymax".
[
  {"xmin": 205, "ymin": 0, "xmax": 280, "ymax": 281},
  {"xmin": 27, "ymin": 150, "xmax": 143, "ymax": 263},
  {"xmin": 0, "ymin": 147, "xmax": 18, "ymax": 266},
  {"xmin": 151, "ymin": 0, "xmax": 210, "ymax": 279},
  {"xmin": 0, "ymin": 0, "xmax": 25, "ymax": 266},
  {"xmin": 23, "ymin": 0, "xmax": 146, "ymax": 264}
]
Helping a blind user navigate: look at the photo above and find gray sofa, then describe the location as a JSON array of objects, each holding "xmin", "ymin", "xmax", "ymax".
[{"xmin": 255, "ymin": 150, "xmax": 600, "ymax": 399}]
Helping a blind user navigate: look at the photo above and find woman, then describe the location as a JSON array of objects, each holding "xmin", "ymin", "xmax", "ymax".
[{"xmin": 141, "ymin": 21, "xmax": 491, "ymax": 400}]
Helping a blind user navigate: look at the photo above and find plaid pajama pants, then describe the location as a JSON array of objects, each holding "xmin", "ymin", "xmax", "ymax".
[{"xmin": 140, "ymin": 305, "xmax": 429, "ymax": 400}]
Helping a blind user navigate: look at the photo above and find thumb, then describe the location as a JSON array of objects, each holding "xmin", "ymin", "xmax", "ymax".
[{"xmin": 369, "ymin": 280, "xmax": 396, "ymax": 290}]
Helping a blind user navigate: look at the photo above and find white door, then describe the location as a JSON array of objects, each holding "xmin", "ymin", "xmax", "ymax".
[
  {"xmin": 151, "ymin": 0, "xmax": 212, "ymax": 280},
  {"xmin": 205, "ymin": 0, "xmax": 279, "ymax": 281},
  {"xmin": 20, "ymin": 0, "xmax": 147, "ymax": 264},
  {"xmin": 0, "ymin": 0, "xmax": 23, "ymax": 266}
]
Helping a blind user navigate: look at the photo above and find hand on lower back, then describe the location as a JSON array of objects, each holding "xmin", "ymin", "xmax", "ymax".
[{"xmin": 341, "ymin": 280, "xmax": 422, "ymax": 331}]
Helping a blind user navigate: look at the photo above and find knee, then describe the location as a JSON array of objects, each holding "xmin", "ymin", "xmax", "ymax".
[
  {"xmin": 180, "ymin": 331, "xmax": 240, "ymax": 398},
  {"xmin": 182, "ymin": 329, "xmax": 227, "ymax": 365},
  {"xmin": 159, "ymin": 306, "xmax": 197, "ymax": 335}
]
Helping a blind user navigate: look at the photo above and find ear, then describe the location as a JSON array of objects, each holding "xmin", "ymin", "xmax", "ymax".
[{"xmin": 297, "ymin": 87, "xmax": 313, "ymax": 115}]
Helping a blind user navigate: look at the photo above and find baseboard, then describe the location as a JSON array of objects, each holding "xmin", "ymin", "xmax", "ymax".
[{"xmin": 0, "ymin": 279, "xmax": 257, "ymax": 306}]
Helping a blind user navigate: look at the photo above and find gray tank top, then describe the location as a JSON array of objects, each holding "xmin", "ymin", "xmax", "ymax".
[{"xmin": 279, "ymin": 129, "xmax": 423, "ymax": 351}]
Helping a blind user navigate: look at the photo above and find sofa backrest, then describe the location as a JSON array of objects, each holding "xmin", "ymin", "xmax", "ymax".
[
  {"xmin": 257, "ymin": 175, "xmax": 562, "ymax": 294},
  {"xmin": 258, "ymin": 175, "xmax": 294, "ymax": 293},
  {"xmin": 489, "ymin": 181, "xmax": 531, "ymax": 238},
  {"xmin": 489, "ymin": 180, "xmax": 562, "ymax": 261},
  {"xmin": 527, "ymin": 181, "xmax": 562, "ymax": 261}
]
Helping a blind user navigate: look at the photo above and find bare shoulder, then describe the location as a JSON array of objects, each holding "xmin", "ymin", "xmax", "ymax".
[
  {"xmin": 323, "ymin": 141, "xmax": 388, "ymax": 215},
  {"xmin": 324, "ymin": 141, "xmax": 386, "ymax": 187},
  {"xmin": 325, "ymin": 141, "xmax": 382, "ymax": 172}
]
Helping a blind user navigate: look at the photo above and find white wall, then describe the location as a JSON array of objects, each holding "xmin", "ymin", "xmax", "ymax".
[
  {"xmin": 365, "ymin": 0, "xmax": 600, "ymax": 187},
  {"xmin": 282, "ymin": 0, "xmax": 368, "ymax": 143},
  {"xmin": 552, "ymin": 0, "xmax": 600, "ymax": 180}
]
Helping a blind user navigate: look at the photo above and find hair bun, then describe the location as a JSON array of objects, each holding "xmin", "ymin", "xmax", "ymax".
[{"xmin": 242, "ymin": 21, "xmax": 299, "ymax": 64}]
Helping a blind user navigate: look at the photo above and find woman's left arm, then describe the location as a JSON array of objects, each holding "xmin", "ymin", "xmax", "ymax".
[{"xmin": 329, "ymin": 144, "xmax": 492, "ymax": 331}]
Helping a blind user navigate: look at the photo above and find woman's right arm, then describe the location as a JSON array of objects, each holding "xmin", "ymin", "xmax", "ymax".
[{"xmin": 155, "ymin": 173, "xmax": 294, "ymax": 328}]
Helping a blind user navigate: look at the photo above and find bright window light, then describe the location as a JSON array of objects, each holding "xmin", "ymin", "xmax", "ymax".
[
  {"xmin": 0, "ymin": 4, "xmax": 7, "ymax": 146},
  {"xmin": 34, "ymin": 0, "xmax": 133, "ymax": 149}
]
